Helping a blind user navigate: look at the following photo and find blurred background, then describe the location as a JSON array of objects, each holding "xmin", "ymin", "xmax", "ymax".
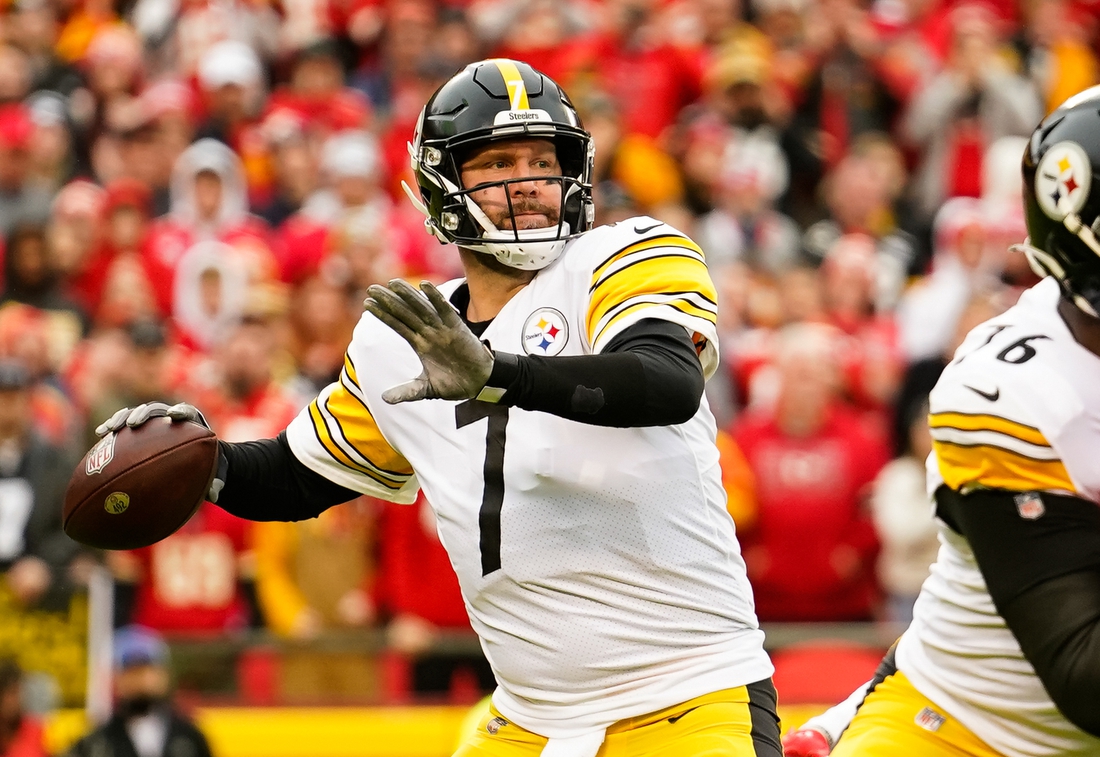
[{"xmin": 0, "ymin": 0, "xmax": 1091, "ymax": 753}]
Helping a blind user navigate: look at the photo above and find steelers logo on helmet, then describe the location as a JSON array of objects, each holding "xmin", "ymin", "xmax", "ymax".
[
  {"xmin": 522, "ymin": 308, "xmax": 568, "ymax": 356},
  {"xmin": 1035, "ymin": 141, "xmax": 1092, "ymax": 222}
]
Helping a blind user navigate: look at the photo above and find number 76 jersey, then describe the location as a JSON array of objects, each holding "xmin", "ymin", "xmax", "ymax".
[
  {"xmin": 283, "ymin": 218, "xmax": 773, "ymax": 738},
  {"xmin": 898, "ymin": 276, "xmax": 1100, "ymax": 756}
]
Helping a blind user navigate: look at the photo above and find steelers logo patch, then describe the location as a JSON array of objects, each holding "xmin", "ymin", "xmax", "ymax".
[
  {"xmin": 1036, "ymin": 141, "xmax": 1092, "ymax": 221},
  {"xmin": 522, "ymin": 308, "xmax": 568, "ymax": 356}
]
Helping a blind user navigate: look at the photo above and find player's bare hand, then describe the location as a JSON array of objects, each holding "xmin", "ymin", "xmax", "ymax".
[
  {"xmin": 94, "ymin": 402, "xmax": 226, "ymax": 503},
  {"xmin": 364, "ymin": 279, "xmax": 493, "ymax": 404}
]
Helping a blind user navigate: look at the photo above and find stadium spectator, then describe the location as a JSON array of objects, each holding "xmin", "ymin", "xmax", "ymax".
[
  {"xmin": 0, "ymin": 104, "xmax": 50, "ymax": 237},
  {"xmin": 65, "ymin": 626, "xmax": 213, "ymax": 757},
  {"xmin": 183, "ymin": 317, "xmax": 298, "ymax": 443},
  {"xmin": 802, "ymin": 148, "xmax": 916, "ymax": 309},
  {"xmin": 375, "ymin": 495, "xmax": 495, "ymax": 697},
  {"xmin": 149, "ymin": 138, "xmax": 271, "ymax": 274},
  {"xmin": 580, "ymin": 93, "xmax": 684, "ymax": 214},
  {"xmin": 901, "ymin": 2, "xmax": 1042, "ymax": 222},
  {"xmin": 696, "ymin": 135, "xmax": 800, "ymax": 275},
  {"xmin": 0, "ymin": 360, "xmax": 89, "ymax": 610},
  {"xmin": 8, "ymin": 2, "xmax": 83, "ymax": 97},
  {"xmin": 268, "ymin": 40, "xmax": 370, "ymax": 137},
  {"xmin": 285, "ymin": 274, "xmax": 359, "ymax": 395},
  {"xmin": 896, "ymin": 197, "xmax": 999, "ymax": 364},
  {"xmin": 574, "ymin": 0, "xmax": 703, "ymax": 140},
  {"xmin": 108, "ymin": 502, "xmax": 255, "ymax": 634},
  {"xmin": 733, "ymin": 323, "xmax": 888, "ymax": 622},
  {"xmin": 820, "ymin": 234, "xmax": 903, "ymax": 419},
  {"xmin": 253, "ymin": 498, "xmax": 377, "ymax": 639},
  {"xmin": 870, "ymin": 398, "xmax": 938, "ymax": 622},
  {"xmin": 255, "ymin": 129, "xmax": 316, "ymax": 223},
  {"xmin": 2, "ymin": 223, "xmax": 86, "ymax": 325},
  {"xmin": 25, "ymin": 92, "xmax": 77, "ymax": 195},
  {"xmin": 1024, "ymin": 0, "xmax": 1099, "ymax": 114},
  {"xmin": 0, "ymin": 658, "xmax": 47, "ymax": 757}
]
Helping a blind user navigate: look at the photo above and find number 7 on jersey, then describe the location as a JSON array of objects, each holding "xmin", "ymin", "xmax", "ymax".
[{"xmin": 456, "ymin": 400, "xmax": 509, "ymax": 576}]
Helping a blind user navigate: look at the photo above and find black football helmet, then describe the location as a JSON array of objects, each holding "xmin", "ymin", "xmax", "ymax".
[
  {"xmin": 402, "ymin": 59, "xmax": 595, "ymax": 270},
  {"xmin": 1019, "ymin": 85, "xmax": 1100, "ymax": 316}
]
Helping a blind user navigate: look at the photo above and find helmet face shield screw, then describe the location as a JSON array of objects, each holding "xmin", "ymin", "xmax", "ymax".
[
  {"xmin": 441, "ymin": 212, "xmax": 460, "ymax": 231},
  {"xmin": 423, "ymin": 147, "xmax": 443, "ymax": 166}
]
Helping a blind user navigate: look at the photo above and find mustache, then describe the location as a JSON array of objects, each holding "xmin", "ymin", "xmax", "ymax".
[
  {"xmin": 508, "ymin": 200, "xmax": 558, "ymax": 216},
  {"xmin": 497, "ymin": 199, "xmax": 560, "ymax": 227}
]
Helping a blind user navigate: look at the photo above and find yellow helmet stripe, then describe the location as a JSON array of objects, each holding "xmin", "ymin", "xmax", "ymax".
[{"xmin": 491, "ymin": 59, "xmax": 529, "ymax": 110}]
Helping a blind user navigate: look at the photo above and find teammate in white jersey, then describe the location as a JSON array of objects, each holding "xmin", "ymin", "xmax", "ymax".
[
  {"xmin": 782, "ymin": 88, "xmax": 1100, "ymax": 757},
  {"xmin": 95, "ymin": 59, "xmax": 781, "ymax": 757}
]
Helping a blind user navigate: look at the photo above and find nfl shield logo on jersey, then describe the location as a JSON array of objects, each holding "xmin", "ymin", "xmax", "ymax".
[
  {"xmin": 1014, "ymin": 492, "xmax": 1046, "ymax": 520},
  {"xmin": 522, "ymin": 308, "xmax": 569, "ymax": 356},
  {"xmin": 486, "ymin": 716, "xmax": 508, "ymax": 735},
  {"xmin": 914, "ymin": 707, "xmax": 947, "ymax": 733},
  {"xmin": 86, "ymin": 433, "xmax": 116, "ymax": 475}
]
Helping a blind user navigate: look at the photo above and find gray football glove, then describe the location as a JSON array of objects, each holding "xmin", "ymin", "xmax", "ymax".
[
  {"xmin": 94, "ymin": 402, "xmax": 227, "ymax": 503},
  {"xmin": 363, "ymin": 279, "xmax": 494, "ymax": 404}
]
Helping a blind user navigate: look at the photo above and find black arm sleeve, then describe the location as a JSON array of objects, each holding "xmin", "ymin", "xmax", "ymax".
[
  {"xmin": 214, "ymin": 432, "xmax": 361, "ymax": 522},
  {"xmin": 936, "ymin": 486, "xmax": 1100, "ymax": 736},
  {"xmin": 485, "ymin": 318, "xmax": 705, "ymax": 427}
]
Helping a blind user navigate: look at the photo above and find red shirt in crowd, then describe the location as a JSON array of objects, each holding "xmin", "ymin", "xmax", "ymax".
[
  {"xmin": 733, "ymin": 404, "xmax": 888, "ymax": 622},
  {"xmin": 0, "ymin": 717, "xmax": 46, "ymax": 757},
  {"xmin": 574, "ymin": 34, "xmax": 703, "ymax": 140},
  {"xmin": 374, "ymin": 495, "xmax": 470, "ymax": 630},
  {"xmin": 189, "ymin": 380, "xmax": 299, "ymax": 444},
  {"xmin": 129, "ymin": 503, "xmax": 252, "ymax": 634}
]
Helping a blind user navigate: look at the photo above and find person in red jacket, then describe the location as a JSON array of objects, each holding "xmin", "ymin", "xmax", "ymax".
[
  {"xmin": 375, "ymin": 493, "xmax": 494, "ymax": 696},
  {"xmin": 110, "ymin": 503, "xmax": 253, "ymax": 634},
  {"xmin": 733, "ymin": 322, "xmax": 888, "ymax": 622},
  {"xmin": 0, "ymin": 659, "xmax": 46, "ymax": 757}
]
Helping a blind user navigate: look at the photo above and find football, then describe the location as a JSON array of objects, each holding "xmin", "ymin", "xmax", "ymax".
[{"xmin": 63, "ymin": 417, "xmax": 219, "ymax": 550}]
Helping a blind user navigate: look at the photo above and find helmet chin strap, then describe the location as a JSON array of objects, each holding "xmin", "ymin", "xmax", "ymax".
[{"xmin": 1010, "ymin": 212, "xmax": 1100, "ymax": 317}]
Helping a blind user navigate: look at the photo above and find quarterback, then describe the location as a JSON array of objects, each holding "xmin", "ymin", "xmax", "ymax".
[
  {"xmin": 783, "ymin": 88, "xmax": 1100, "ymax": 757},
  {"xmin": 97, "ymin": 60, "xmax": 782, "ymax": 756}
]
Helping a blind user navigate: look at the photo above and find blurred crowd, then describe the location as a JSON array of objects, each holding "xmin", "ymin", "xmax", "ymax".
[{"xmin": 0, "ymin": 0, "xmax": 1095, "ymax": 707}]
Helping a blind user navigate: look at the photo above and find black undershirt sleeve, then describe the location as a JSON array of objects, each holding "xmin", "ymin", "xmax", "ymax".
[
  {"xmin": 215, "ymin": 432, "xmax": 360, "ymax": 522},
  {"xmin": 215, "ymin": 319, "xmax": 706, "ymax": 521},
  {"xmin": 484, "ymin": 318, "xmax": 705, "ymax": 427},
  {"xmin": 936, "ymin": 486, "xmax": 1100, "ymax": 736}
]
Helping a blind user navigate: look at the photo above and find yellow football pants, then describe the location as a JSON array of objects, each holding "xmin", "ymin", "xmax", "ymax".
[
  {"xmin": 454, "ymin": 683, "xmax": 782, "ymax": 757},
  {"xmin": 832, "ymin": 671, "xmax": 1003, "ymax": 757}
]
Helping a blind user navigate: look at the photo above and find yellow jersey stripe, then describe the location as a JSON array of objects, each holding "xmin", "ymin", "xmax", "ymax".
[
  {"xmin": 929, "ymin": 411, "xmax": 1048, "ymax": 448},
  {"xmin": 934, "ymin": 439, "xmax": 1075, "ymax": 493},
  {"xmin": 491, "ymin": 59, "xmax": 529, "ymax": 110},
  {"xmin": 592, "ymin": 235, "xmax": 704, "ymax": 282},
  {"xmin": 593, "ymin": 299, "xmax": 718, "ymax": 346},
  {"xmin": 344, "ymin": 353, "xmax": 360, "ymax": 390},
  {"xmin": 325, "ymin": 379, "xmax": 414, "ymax": 480},
  {"xmin": 588, "ymin": 254, "xmax": 717, "ymax": 342},
  {"xmin": 307, "ymin": 401, "xmax": 404, "ymax": 489}
]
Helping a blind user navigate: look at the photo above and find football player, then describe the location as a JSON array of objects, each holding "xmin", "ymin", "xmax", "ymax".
[
  {"xmin": 782, "ymin": 87, "xmax": 1100, "ymax": 757},
  {"xmin": 96, "ymin": 60, "xmax": 782, "ymax": 756}
]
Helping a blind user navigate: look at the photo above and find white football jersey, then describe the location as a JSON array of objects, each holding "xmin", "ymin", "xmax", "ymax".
[
  {"xmin": 897, "ymin": 277, "xmax": 1100, "ymax": 756},
  {"xmin": 285, "ymin": 217, "xmax": 772, "ymax": 741}
]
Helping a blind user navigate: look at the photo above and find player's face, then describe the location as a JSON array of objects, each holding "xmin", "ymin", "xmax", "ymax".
[{"xmin": 460, "ymin": 138, "xmax": 563, "ymax": 231}]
